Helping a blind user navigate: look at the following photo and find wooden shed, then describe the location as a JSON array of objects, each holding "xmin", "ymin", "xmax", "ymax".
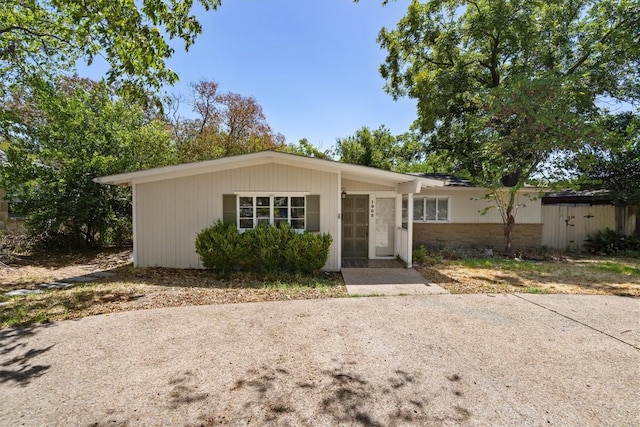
[{"xmin": 542, "ymin": 190, "xmax": 637, "ymax": 251}]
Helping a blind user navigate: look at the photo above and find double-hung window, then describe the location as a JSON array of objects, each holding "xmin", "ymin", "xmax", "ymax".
[
  {"xmin": 238, "ymin": 195, "xmax": 306, "ymax": 231},
  {"xmin": 413, "ymin": 197, "xmax": 449, "ymax": 222}
]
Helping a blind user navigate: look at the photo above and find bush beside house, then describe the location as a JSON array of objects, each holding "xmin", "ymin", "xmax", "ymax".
[{"xmin": 196, "ymin": 221, "xmax": 332, "ymax": 275}]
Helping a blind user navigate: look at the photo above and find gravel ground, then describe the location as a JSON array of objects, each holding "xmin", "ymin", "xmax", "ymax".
[{"xmin": 1, "ymin": 294, "xmax": 639, "ymax": 426}]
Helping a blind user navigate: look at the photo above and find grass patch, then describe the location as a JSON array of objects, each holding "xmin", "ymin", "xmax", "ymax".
[
  {"xmin": 452, "ymin": 258, "xmax": 551, "ymax": 273},
  {"xmin": 588, "ymin": 262, "xmax": 640, "ymax": 276},
  {"xmin": 1, "ymin": 271, "xmax": 348, "ymax": 329},
  {"xmin": 524, "ymin": 287, "xmax": 547, "ymax": 294},
  {"xmin": 235, "ymin": 273, "xmax": 343, "ymax": 290},
  {"xmin": 0, "ymin": 286, "xmax": 144, "ymax": 329}
]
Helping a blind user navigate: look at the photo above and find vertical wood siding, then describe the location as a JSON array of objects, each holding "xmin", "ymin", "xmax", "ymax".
[
  {"xmin": 542, "ymin": 204, "xmax": 618, "ymax": 251},
  {"xmin": 135, "ymin": 163, "xmax": 339, "ymax": 269}
]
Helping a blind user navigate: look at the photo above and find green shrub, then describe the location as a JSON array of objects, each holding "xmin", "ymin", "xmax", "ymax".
[
  {"xmin": 195, "ymin": 220, "xmax": 243, "ymax": 274},
  {"xmin": 284, "ymin": 232, "xmax": 333, "ymax": 274},
  {"xmin": 195, "ymin": 222, "xmax": 333, "ymax": 275},
  {"xmin": 242, "ymin": 223, "xmax": 291, "ymax": 273},
  {"xmin": 412, "ymin": 245, "xmax": 427, "ymax": 265},
  {"xmin": 585, "ymin": 228, "xmax": 640, "ymax": 255}
]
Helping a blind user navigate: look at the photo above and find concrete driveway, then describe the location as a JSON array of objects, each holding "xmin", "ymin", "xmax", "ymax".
[{"xmin": 1, "ymin": 294, "xmax": 638, "ymax": 426}]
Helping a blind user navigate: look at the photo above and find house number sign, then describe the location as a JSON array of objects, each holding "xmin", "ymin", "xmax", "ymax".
[{"xmin": 370, "ymin": 200, "xmax": 375, "ymax": 218}]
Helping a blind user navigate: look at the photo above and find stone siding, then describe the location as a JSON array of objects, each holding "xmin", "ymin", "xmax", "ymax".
[{"xmin": 413, "ymin": 223, "xmax": 543, "ymax": 250}]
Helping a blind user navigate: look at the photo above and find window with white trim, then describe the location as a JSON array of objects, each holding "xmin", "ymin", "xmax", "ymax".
[
  {"xmin": 238, "ymin": 195, "xmax": 305, "ymax": 231},
  {"xmin": 413, "ymin": 197, "xmax": 449, "ymax": 222}
]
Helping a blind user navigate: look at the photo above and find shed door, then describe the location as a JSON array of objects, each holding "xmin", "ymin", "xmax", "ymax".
[{"xmin": 342, "ymin": 195, "xmax": 368, "ymax": 258}]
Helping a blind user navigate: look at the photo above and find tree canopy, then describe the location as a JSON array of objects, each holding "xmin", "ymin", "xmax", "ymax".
[
  {"xmin": 1, "ymin": 0, "xmax": 220, "ymax": 92},
  {"xmin": 573, "ymin": 112, "xmax": 640, "ymax": 205},
  {"xmin": 335, "ymin": 125, "xmax": 440, "ymax": 172},
  {"xmin": 171, "ymin": 80, "xmax": 285, "ymax": 163},
  {"xmin": 282, "ymin": 138, "xmax": 333, "ymax": 160},
  {"xmin": 0, "ymin": 77, "xmax": 175, "ymax": 247},
  {"xmin": 378, "ymin": 0, "xmax": 640, "ymax": 253}
]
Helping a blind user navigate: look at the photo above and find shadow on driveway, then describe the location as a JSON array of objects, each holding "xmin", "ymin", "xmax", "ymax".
[{"xmin": 0, "ymin": 325, "xmax": 54, "ymax": 387}]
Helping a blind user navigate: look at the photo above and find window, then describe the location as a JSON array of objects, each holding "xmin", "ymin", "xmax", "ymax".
[
  {"xmin": 238, "ymin": 195, "xmax": 306, "ymax": 231},
  {"xmin": 413, "ymin": 197, "xmax": 449, "ymax": 222}
]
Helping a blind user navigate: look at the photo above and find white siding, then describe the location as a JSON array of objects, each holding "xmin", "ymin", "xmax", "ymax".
[
  {"xmin": 417, "ymin": 189, "xmax": 542, "ymax": 224},
  {"xmin": 135, "ymin": 163, "xmax": 340, "ymax": 270}
]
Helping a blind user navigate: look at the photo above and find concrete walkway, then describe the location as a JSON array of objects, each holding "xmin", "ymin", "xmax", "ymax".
[
  {"xmin": 4, "ymin": 270, "xmax": 117, "ymax": 297},
  {"xmin": 341, "ymin": 267, "xmax": 449, "ymax": 295}
]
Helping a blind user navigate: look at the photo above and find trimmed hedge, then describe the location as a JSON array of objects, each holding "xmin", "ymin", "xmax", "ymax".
[{"xmin": 195, "ymin": 221, "xmax": 332, "ymax": 275}]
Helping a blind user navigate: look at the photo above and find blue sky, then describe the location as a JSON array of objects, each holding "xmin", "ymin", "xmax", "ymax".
[
  {"xmin": 76, "ymin": 0, "xmax": 637, "ymax": 152},
  {"xmin": 160, "ymin": 0, "xmax": 414, "ymax": 150}
]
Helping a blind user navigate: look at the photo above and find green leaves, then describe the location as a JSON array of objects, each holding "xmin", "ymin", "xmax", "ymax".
[
  {"xmin": 1, "ymin": 0, "xmax": 221, "ymax": 91},
  {"xmin": 335, "ymin": 125, "xmax": 429, "ymax": 172},
  {"xmin": 0, "ymin": 77, "xmax": 176, "ymax": 247},
  {"xmin": 379, "ymin": 0, "xmax": 639, "ymax": 187},
  {"xmin": 378, "ymin": 0, "xmax": 640, "ymax": 253}
]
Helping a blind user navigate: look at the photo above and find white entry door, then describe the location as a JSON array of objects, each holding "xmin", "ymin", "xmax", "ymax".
[{"xmin": 375, "ymin": 198, "xmax": 395, "ymax": 257}]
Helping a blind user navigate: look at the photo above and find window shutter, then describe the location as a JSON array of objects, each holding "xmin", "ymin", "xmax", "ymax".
[
  {"xmin": 222, "ymin": 194, "xmax": 237, "ymax": 225},
  {"xmin": 306, "ymin": 195, "xmax": 320, "ymax": 232}
]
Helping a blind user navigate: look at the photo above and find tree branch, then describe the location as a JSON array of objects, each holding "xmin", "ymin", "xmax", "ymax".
[
  {"xmin": 0, "ymin": 25, "xmax": 70, "ymax": 44},
  {"xmin": 566, "ymin": 10, "xmax": 638, "ymax": 76}
]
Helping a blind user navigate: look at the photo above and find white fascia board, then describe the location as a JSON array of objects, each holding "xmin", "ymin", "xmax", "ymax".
[{"xmin": 94, "ymin": 152, "xmax": 278, "ymax": 186}]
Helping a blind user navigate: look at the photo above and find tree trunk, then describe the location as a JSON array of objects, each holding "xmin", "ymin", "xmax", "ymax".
[
  {"xmin": 503, "ymin": 191, "xmax": 517, "ymax": 257},
  {"xmin": 504, "ymin": 214, "xmax": 515, "ymax": 257}
]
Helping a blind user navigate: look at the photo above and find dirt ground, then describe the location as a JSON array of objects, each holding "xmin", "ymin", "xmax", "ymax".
[
  {"xmin": 0, "ymin": 249, "xmax": 347, "ymax": 328},
  {"xmin": 417, "ymin": 256, "xmax": 640, "ymax": 297}
]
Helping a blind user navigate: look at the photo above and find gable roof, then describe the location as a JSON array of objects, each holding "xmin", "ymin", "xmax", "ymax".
[{"xmin": 94, "ymin": 150, "xmax": 445, "ymax": 188}]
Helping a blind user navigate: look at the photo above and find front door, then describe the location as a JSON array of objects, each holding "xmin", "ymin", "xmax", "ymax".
[{"xmin": 342, "ymin": 195, "xmax": 368, "ymax": 258}]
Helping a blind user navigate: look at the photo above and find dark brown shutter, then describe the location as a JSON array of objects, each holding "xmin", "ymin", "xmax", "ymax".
[
  {"xmin": 222, "ymin": 194, "xmax": 236, "ymax": 225},
  {"xmin": 306, "ymin": 195, "xmax": 320, "ymax": 232}
]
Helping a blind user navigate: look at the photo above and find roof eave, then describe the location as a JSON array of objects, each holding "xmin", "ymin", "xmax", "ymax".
[{"xmin": 94, "ymin": 151, "xmax": 446, "ymax": 187}]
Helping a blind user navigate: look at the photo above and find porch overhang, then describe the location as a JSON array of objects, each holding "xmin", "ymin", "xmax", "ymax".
[{"xmin": 397, "ymin": 179, "xmax": 421, "ymax": 195}]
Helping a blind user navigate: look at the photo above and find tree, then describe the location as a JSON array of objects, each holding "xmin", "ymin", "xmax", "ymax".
[
  {"xmin": 173, "ymin": 80, "xmax": 285, "ymax": 163},
  {"xmin": 572, "ymin": 112, "xmax": 640, "ymax": 235},
  {"xmin": 281, "ymin": 138, "xmax": 333, "ymax": 160},
  {"xmin": 336, "ymin": 126, "xmax": 396, "ymax": 170},
  {"xmin": 1, "ymin": 0, "xmax": 220, "ymax": 92},
  {"xmin": 335, "ymin": 125, "xmax": 428, "ymax": 171},
  {"xmin": 578, "ymin": 112, "xmax": 640, "ymax": 204},
  {"xmin": 0, "ymin": 77, "xmax": 176, "ymax": 248},
  {"xmin": 378, "ymin": 0, "xmax": 640, "ymax": 255}
]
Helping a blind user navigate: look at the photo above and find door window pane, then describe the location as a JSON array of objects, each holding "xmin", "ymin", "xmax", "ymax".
[{"xmin": 402, "ymin": 196, "xmax": 408, "ymax": 229}]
